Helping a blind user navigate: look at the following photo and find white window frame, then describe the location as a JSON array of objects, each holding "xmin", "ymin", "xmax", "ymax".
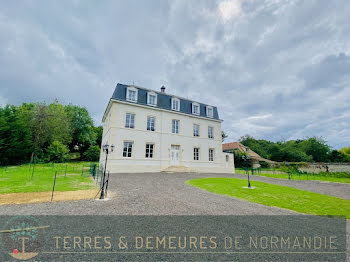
[
  {"xmin": 147, "ymin": 92, "xmax": 157, "ymax": 106},
  {"xmin": 147, "ymin": 116, "xmax": 155, "ymax": 131},
  {"xmin": 171, "ymin": 97, "xmax": 180, "ymax": 111},
  {"xmin": 172, "ymin": 119, "xmax": 179, "ymax": 134},
  {"xmin": 209, "ymin": 148, "xmax": 214, "ymax": 162},
  {"xmin": 123, "ymin": 141, "xmax": 133, "ymax": 158},
  {"xmin": 193, "ymin": 124, "xmax": 200, "ymax": 137},
  {"xmin": 145, "ymin": 143, "xmax": 154, "ymax": 158},
  {"xmin": 206, "ymin": 106, "xmax": 214, "ymax": 118},
  {"xmin": 125, "ymin": 113, "xmax": 135, "ymax": 128},
  {"xmin": 126, "ymin": 86, "xmax": 138, "ymax": 102},
  {"xmin": 208, "ymin": 126, "xmax": 214, "ymax": 139},
  {"xmin": 194, "ymin": 147, "xmax": 200, "ymax": 161},
  {"xmin": 192, "ymin": 102, "xmax": 200, "ymax": 115}
]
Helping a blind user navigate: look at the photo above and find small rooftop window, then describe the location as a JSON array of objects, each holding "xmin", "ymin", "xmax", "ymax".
[
  {"xmin": 192, "ymin": 102, "xmax": 200, "ymax": 115},
  {"xmin": 206, "ymin": 106, "xmax": 214, "ymax": 118},
  {"xmin": 126, "ymin": 86, "xmax": 138, "ymax": 102},
  {"xmin": 147, "ymin": 92, "xmax": 157, "ymax": 106}
]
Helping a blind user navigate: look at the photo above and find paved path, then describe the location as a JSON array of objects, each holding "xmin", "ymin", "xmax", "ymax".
[{"xmin": 234, "ymin": 172, "xmax": 350, "ymax": 200}]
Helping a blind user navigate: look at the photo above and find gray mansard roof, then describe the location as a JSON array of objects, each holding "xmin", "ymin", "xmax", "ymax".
[{"xmin": 111, "ymin": 83, "xmax": 220, "ymax": 120}]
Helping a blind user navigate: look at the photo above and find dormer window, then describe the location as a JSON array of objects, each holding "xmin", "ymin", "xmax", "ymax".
[
  {"xmin": 147, "ymin": 92, "xmax": 157, "ymax": 106},
  {"xmin": 192, "ymin": 102, "xmax": 200, "ymax": 115},
  {"xmin": 171, "ymin": 97, "xmax": 180, "ymax": 111},
  {"xmin": 126, "ymin": 87, "xmax": 138, "ymax": 102},
  {"xmin": 206, "ymin": 106, "xmax": 214, "ymax": 118}
]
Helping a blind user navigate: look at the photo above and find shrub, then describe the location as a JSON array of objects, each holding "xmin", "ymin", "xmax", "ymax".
[
  {"xmin": 259, "ymin": 161, "xmax": 270, "ymax": 168},
  {"xmin": 233, "ymin": 151, "xmax": 252, "ymax": 168},
  {"xmin": 47, "ymin": 141, "xmax": 70, "ymax": 163},
  {"xmin": 83, "ymin": 145, "xmax": 100, "ymax": 161}
]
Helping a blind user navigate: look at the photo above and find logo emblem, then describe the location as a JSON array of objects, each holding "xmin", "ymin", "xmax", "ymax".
[{"xmin": 1, "ymin": 216, "xmax": 47, "ymax": 260}]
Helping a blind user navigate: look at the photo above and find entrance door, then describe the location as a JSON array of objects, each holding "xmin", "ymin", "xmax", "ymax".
[{"xmin": 171, "ymin": 145, "xmax": 180, "ymax": 166}]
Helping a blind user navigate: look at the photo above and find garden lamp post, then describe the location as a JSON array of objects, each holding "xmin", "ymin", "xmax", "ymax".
[
  {"xmin": 100, "ymin": 143, "xmax": 114, "ymax": 199},
  {"xmin": 242, "ymin": 155, "xmax": 251, "ymax": 188}
]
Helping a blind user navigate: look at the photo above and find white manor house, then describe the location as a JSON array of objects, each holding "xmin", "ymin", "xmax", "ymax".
[{"xmin": 100, "ymin": 83, "xmax": 235, "ymax": 173}]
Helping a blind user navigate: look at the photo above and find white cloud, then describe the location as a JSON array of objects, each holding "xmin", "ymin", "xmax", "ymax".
[{"xmin": 218, "ymin": 0, "xmax": 242, "ymax": 22}]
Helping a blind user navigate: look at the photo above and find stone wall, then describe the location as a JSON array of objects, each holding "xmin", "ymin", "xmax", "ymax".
[{"xmin": 298, "ymin": 163, "xmax": 350, "ymax": 173}]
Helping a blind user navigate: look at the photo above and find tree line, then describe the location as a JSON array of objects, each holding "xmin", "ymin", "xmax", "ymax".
[
  {"xmin": 238, "ymin": 135, "xmax": 350, "ymax": 163},
  {"xmin": 0, "ymin": 101, "xmax": 102, "ymax": 165}
]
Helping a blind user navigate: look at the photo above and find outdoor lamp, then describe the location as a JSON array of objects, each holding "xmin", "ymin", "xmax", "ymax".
[
  {"xmin": 100, "ymin": 143, "xmax": 114, "ymax": 199},
  {"xmin": 242, "ymin": 155, "xmax": 251, "ymax": 188}
]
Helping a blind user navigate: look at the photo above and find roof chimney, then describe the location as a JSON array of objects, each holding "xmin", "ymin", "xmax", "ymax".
[{"xmin": 160, "ymin": 86, "xmax": 166, "ymax": 93}]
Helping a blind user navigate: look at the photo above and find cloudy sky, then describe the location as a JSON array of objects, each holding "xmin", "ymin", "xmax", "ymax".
[{"xmin": 1, "ymin": 0, "xmax": 349, "ymax": 149}]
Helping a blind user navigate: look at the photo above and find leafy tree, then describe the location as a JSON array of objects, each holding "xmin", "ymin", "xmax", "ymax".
[
  {"xmin": 239, "ymin": 135, "xmax": 270, "ymax": 159},
  {"xmin": 299, "ymin": 137, "xmax": 330, "ymax": 162},
  {"xmin": 329, "ymin": 150, "xmax": 350, "ymax": 163},
  {"xmin": 47, "ymin": 141, "xmax": 70, "ymax": 162},
  {"xmin": 46, "ymin": 101, "xmax": 71, "ymax": 146},
  {"xmin": 340, "ymin": 146, "xmax": 350, "ymax": 156},
  {"xmin": 82, "ymin": 145, "xmax": 101, "ymax": 161},
  {"xmin": 65, "ymin": 104, "xmax": 96, "ymax": 157},
  {"xmin": 30, "ymin": 103, "xmax": 50, "ymax": 158},
  {"xmin": 0, "ymin": 105, "xmax": 33, "ymax": 165},
  {"xmin": 94, "ymin": 126, "xmax": 103, "ymax": 147}
]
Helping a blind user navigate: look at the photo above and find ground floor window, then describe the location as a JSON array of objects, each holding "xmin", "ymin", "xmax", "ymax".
[
  {"xmin": 123, "ymin": 141, "xmax": 133, "ymax": 157},
  {"xmin": 194, "ymin": 148, "xmax": 200, "ymax": 160},
  {"xmin": 209, "ymin": 148, "xmax": 214, "ymax": 161},
  {"xmin": 145, "ymin": 143, "xmax": 154, "ymax": 158}
]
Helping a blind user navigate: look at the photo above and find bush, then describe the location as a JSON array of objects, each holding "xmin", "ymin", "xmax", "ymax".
[
  {"xmin": 259, "ymin": 161, "xmax": 270, "ymax": 168},
  {"xmin": 82, "ymin": 145, "xmax": 100, "ymax": 161},
  {"xmin": 233, "ymin": 151, "xmax": 252, "ymax": 168},
  {"xmin": 47, "ymin": 141, "xmax": 70, "ymax": 163}
]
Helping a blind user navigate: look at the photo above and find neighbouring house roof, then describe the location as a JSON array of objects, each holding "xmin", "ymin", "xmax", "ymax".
[
  {"xmin": 222, "ymin": 142, "xmax": 276, "ymax": 163},
  {"xmin": 110, "ymin": 83, "xmax": 220, "ymax": 120}
]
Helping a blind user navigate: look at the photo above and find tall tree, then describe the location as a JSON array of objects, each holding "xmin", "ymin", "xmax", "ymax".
[
  {"xmin": 47, "ymin": 101, "xmax": 71, "ymax": 145},
  {"xmin": 65, "ymin": 104, "xmax": 96, "ymax": 157},
  {"xmin": 94, "ymin": 126, "xmax": 103, "ymax": 147},
  {"xmin": 0, "ymin": 105, "xmax": 33, "ymax": 165},
  {"xmin": 299, "ymin": 137, "xmax": 331, "ymax": 162}
]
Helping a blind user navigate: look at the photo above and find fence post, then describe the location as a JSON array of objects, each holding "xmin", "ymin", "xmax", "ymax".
[
  {"xmin": 81, "ymin": 165, "xmax": 84, "ymax": 176},
  {"xmin": 31, "ymin": 160, "xmax": 35, "ymax": 180},
  {"xmin": 65, "ymin": 164, "xmax": 67, "ymax": 176},
  {"xmin": 51, "ymin": 171, "xmax": 57, "ymax": 201}
]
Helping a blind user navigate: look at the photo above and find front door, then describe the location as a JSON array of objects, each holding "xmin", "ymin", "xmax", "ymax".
[{"xmin": 171, "ymin": 145, "xmax": 180, "ymax": 166}]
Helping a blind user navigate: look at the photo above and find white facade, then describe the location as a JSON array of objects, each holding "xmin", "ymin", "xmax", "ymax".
[{"xmin": 100, "ymin": 86, "xmax": 235, "ymax": 173}]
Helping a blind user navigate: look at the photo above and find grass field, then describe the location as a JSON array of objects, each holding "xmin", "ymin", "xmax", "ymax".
[
  {"xmin": 186, "ymin": 178, "xmax": 350, "ymax": 218},
  {"xmin": 0, "ymin": 162, "xmax": 98, "ymax": 194},
  {"xmin": 256, "ymin": 172, "xmax": 350, "ymax": 184},
  {"xmin": 235, "ymin": 168, "xmax": 350, "ymax": 183}
]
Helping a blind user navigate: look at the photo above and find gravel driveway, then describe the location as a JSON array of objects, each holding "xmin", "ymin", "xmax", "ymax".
[
  {"xmin": 0, "ymin": 172, "xmax": 348, "ymax": 215},
  {"xmin": 0, "ymin": 172, "xmax": 296, "ymax": 215}
]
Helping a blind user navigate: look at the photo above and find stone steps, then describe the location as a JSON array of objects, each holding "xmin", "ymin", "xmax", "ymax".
[{"xmin": 161, "ymin": 166, "xmax": 197, "ymax": 173}]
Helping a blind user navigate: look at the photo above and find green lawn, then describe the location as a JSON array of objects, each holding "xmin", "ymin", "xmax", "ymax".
[
  {"xmin": 256, "ymin": 172, "xmax": 350, "ymax": 184},
  {"xmin": 0, "ymin": 162, "xmax": 97, "ymax": 193},
  {"xmin": 186, "ymin": 178, "xmax": 350, "ymax": 218},
  {"xmin": 256, "ymin": 172, "xmax": 349, "ymax": 184},
  {"xmin": 235, "ymin": 169, "xmax": 350, "ymax": 184}
]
